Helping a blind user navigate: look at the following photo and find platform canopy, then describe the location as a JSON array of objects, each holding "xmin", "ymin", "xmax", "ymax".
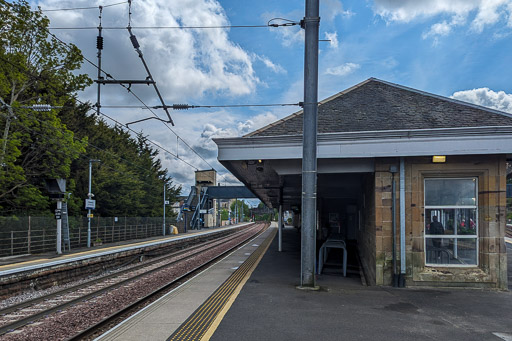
[{"xmin": 214, "ymin": 78, "xmax": 512, "ymax": 208}]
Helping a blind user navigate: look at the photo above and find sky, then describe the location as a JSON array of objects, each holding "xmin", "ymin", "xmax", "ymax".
[{"xmin": 30, "ymin": 0, "xmax": 512, "ymax": 195}]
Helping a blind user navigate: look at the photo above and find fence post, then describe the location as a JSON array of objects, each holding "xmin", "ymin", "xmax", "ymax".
[
  {"xmin": 124, "ymin": 217, "xmax": 127, "ymax": 241},
  {"xmin": 97, "ymin": 216, "xmax": 100, "ymax": 242},
  {"xmin": 11, "ymin": 231, "xmax": 14, "ymax": 255},
  {"xmin": 43, "ymin": 230, "xmax": 46, "ymax": 252},
  {"xmin": 112, "ymin": 217, "xmax": 115, "ymax": 243},
  {"xmin": 28, "ymin": 216, "xmax": 31, "ymax": 254}
]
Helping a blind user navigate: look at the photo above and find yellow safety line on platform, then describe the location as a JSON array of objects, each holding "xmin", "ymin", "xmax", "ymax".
[
  {"xmin": 0, "ymin": 258, "xmax": 50, "ymax": 269},
  {"xmin": 0, "ymin": 230, "xmax": 207, "ymax": 271},
  {"xmin": 167, "ymin": 227, "xmax": 276, "ymax": 341},
  {"xmin": 200, "ymin": 229, "xmax": 276, "ymax": 341}
]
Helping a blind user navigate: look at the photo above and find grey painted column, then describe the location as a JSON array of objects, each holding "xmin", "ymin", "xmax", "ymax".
[
  {"xmin": 399, "ymin": 157, "xmax": 406, "ymax": 286},
  {"xmin": 278, "ymin": 204, "xmax": 283, "ymax": 252},
  {"xmin": 301, "ymin": 0, "xmax": 320, "ymax": 288}
]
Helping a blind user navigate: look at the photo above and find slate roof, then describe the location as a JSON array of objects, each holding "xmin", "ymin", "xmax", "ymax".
[{"xmin": 246, "ymin": 78, "xmax": 512, "ymax": 137}]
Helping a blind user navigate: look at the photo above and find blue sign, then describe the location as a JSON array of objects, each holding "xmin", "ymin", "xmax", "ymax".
[{"xmin": 507, "ymin": 184, "xmax": 512, "ymax": 198}]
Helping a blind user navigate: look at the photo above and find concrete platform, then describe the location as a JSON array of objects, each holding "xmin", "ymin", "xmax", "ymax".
[
  {"xmin": 95, "ymin": 228, "xmax": 512, "ymax": 341},
  {"xmin": 96, "ymin": 224, "xmax": 276, "ymax": 341},
  {"xmin": 0, "ymin": 223, "xmax": 251, "ymax": 276},
  {"xmin": 211, "ymin": 230, "xmax": 512, "ymax": 341}
]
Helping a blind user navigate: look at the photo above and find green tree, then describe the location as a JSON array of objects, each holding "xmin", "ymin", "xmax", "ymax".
[
  {"xmin": 220, "ymin": 208, "xmax": 229, "ymax": 221},
  {"xmin": 0, "ymin": 0, "xmax": 91, "ymax": 214}
]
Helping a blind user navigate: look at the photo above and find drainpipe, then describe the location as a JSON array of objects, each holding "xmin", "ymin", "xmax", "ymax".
[
  {"xmin": 399, "ymin": 157, "xmax": 406, "ymax": 287},
  {"xmin": 390, "ymin": 166, "xmax": 398, "ymax": 287}
]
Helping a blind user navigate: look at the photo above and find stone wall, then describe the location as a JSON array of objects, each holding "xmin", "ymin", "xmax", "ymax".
[
  {"xmin": 373, "ymin": 159, "xmax": 399, "ymax": 285},
  {"xmin": 358, "ymin": 173, "xmax": 377, "ymax": 285},
  {"xmin": 373, "ymin": 155, "xmax": 508, "ymax": 289}
]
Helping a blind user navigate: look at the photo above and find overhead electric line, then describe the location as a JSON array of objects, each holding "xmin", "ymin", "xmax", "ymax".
[
  {"xmin": 49, "ymin": 17, "xmax": 300, "ymax": 30},
  {"xmin": 1, "ymin": 3, "xmax": 277, "ymax": 185},
  {"xmin": 24, "ymin": 21, "xmax": 244, "ymax": 179},
  {"xmin": 40, "ymin": 1, "xmax": 128, "ymax": 12},
  {"xmin": 101, "ymin": 103, "xmax": 301, "ymax": 109}
]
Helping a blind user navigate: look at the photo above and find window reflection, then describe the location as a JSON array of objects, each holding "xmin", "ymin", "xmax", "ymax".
[{"xmin": 424, "ymin": 178, "xmax": 478, "ymax": 266}]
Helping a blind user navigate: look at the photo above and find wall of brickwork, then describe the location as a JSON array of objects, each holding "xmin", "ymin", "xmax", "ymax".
[{"xmin": 372, "ymin": 155, "xmax": 508, "ymax": 289}]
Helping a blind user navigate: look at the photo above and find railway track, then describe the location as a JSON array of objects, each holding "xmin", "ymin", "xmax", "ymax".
[{"xmin": 0, "ymin": 223, "xmax": 267, "ymax": 340}]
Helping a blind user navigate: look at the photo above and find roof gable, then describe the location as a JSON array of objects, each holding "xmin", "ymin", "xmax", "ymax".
[{"xmin": 246, "ymin": 78, "xmax": 512, "ymax": 137}]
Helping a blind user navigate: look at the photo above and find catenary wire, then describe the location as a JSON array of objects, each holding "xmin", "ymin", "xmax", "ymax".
[
  {"xmin": 0, "ymin": 110, "xmax": 184, "ymax": 192},
  {"xmin": 40, "ymin": 1, "xmax": 128, "ymax": 12},
  {"xmin": 32, "ymin": 21, "xmax": 230, "ymax": 177},
  {"xmin": 0, "ymin": 55, "xmax": 205, "ymax": 176},
  {"xmin": 1, "ymin": 3, "xmax": 268, "ymax": 185},
  {"xmin": 5, "ymin": 3, "xmax": 296, "ymax": 178}
]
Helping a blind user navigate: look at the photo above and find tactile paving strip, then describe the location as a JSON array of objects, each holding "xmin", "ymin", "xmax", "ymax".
[{"xmin": 167, "ymin": 228, "xmax": 276, "ymax": 341}]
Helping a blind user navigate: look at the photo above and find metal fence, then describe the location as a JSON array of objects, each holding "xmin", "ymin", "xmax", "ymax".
[{"xmin": 0, "ymin": 216, "xmax": 176, "ymax": 257}]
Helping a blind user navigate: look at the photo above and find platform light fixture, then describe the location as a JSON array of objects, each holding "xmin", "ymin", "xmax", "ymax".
[{"xmin": 432, "ymin": 155, "xmax": 446, "ymax": 163}]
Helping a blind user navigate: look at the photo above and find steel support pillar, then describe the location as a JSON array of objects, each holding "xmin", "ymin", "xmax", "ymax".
[
  {"xmin": 300, "ymin": 0, "xmax": 320, "ymax": 289},
  {"xmin": 278, "ymin": 204, "xmax": 283, "ymax": 252}
]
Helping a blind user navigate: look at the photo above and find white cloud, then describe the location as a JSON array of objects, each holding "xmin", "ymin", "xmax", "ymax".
[
  {"xmin": 34, "ymin": 0, "xmax": 282, "ymax": 189},
  {"xmin": 37, "ymin": 0, "xmax": 260, "ymax": 101},
  {"xmin": 325, "ymin": 62, "xmax": 360, "ymax": 76},
  {"xmin": 451, "ymin": 87, "xmax": 512, "ymax": 113},
  {"xmin": 374, "ymin": 0, "xmax": 512, "ymax": 36},
  {"xmin": 324, "ymin": 31, "xmax": 339, "ymax": 48},
  {"xmin": 253, "ymin": 55, "xmax": 286, "ymax": 74},
  {"xmin": 321, "ymin": 0, "xmax": 354, "ymax": 22}
]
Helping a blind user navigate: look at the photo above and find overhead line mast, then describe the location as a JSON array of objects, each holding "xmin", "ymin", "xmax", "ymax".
[{"xmin": 94, "ymin": 1, "xmax": 174, "ymax": 125}]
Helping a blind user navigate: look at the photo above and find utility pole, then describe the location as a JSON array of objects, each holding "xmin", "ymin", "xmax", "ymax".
[
  {"xmin": 96, "ymin": 6, "xmax": 103, "ymax": 118},
  {"xmin": 300, "ymin": 0, "xmax": 320, "ymax": 289},
  {"xmin": 197, "ymin": 186, "xmax": 201, "ymax": 229},
  {"xmin": 87, "ymin": 159, "xmax": 101, "ymax": 247},
  {"xmin": 163, "ymin": 181, "xmax": 166, "ymax": 236}
]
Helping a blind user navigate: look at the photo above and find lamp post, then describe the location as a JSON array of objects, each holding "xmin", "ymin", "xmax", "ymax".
[{"xmin": 87, "ymin": 159, "xmax": 101, "ymax": 248}]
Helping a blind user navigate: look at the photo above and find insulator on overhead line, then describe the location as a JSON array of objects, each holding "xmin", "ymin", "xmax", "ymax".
[
  {"xmin": 96, "ymin": 36, "xmax": 104, "ymax": 50},
  {"xmin": 172, "ymin": 104, "xmax": 190, "ymax": 110},
  {"xmin": 32, "ymin": 104, "xmax": 52, "ymax": 112},
  {"xmin": 130, "ymin": 34, "xmax": 140, "ymax": 49}
]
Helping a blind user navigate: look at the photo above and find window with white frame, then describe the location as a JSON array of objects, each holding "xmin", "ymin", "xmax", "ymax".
[{"xmin": 424, "ymin": 178, "xmax": 478, "ymax": 266}]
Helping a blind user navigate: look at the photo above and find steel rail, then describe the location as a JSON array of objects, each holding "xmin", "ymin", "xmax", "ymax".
[
  {"xmin": 66, "ymin": 223, "xmax": 268, "ymax": 341},
  {"xmin": 0, "ymin": 225, "xmax": 260, "ymax": 336},
  {"xmin": 0, "ymin": 227, "xmax": 246, "ymax": 317}
]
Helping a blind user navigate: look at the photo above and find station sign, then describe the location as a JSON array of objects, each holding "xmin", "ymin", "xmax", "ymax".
[{"xmin": 85, "ymin": 199, "xmax": 96, "ymax": 210}]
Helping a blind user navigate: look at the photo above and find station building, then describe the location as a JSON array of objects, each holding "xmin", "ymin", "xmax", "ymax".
[{"xmin": 214, "ymin": 78, "xmax": 512, "ymax": 289}]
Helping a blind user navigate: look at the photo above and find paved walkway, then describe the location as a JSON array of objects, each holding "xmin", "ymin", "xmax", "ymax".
[{"xmin": 211, "ymin": 229, "xmax": 512, "ymax": 341}]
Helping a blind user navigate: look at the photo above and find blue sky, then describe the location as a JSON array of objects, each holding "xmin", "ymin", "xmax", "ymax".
[{"xmin": 31, "ymin": 0, "xmax": 512, "ymax": 192}]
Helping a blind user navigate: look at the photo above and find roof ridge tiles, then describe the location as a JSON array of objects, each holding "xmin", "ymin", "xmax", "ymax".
[{"xmin": 245, "ymin": 78, "xmax": 512, "ymax": 138}]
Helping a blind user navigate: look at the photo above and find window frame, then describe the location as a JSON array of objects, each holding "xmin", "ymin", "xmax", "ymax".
[{"xmin": 424, "ymin": 177, "xmax": 479, "ymax": 267}]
